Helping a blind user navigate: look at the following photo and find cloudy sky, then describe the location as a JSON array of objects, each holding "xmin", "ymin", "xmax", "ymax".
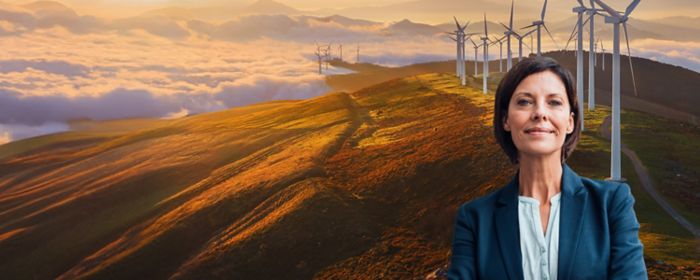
[
  {"xmin": 8, "ymin": 0, "xmax": 700, "ymax": 22},
  {"xmin": 0, "ymin": 0, "xmax": 699, "ymax": 144}
]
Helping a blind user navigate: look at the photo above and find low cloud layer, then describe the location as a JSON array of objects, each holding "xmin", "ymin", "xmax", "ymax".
[{"xmin": 1, "ymin": 1, "xmax": 699, "ymax": 143}]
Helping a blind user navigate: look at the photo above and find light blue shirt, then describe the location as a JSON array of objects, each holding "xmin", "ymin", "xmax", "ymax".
[{"xmin": 518, "ymin": 193, "xmax": 561, "ymax": 280}]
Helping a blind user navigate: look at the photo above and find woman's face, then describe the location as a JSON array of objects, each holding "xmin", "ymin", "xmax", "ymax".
[{"xmin": 503, "ymin": 70, "xmax": 574, "ymax": 160}]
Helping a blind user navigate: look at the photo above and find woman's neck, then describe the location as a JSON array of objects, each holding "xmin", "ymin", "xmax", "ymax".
[{"xmin": 518, "ymin": 154, "xmax": 563, "ymax": 205}]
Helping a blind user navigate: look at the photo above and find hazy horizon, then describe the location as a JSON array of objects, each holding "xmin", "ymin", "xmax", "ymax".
[{"xmin": 1, "ymin": 0, "xmax": 700, "ymax": 144}]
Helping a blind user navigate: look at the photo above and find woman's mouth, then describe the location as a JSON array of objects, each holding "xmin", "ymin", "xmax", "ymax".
[{"xmin": 525, "ymin": 127, "xmax": 555, "ymax": 135}]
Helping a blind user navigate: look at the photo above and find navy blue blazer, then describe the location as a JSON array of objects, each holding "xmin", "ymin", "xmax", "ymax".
[{"xmin": 448, "ymin": 164, "xmax": 647, "ymax": 279}]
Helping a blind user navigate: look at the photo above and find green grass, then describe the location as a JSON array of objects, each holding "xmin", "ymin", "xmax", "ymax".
[{"xmin": 621, "ymin": 109, "xmax": 700, "ymax": 228}]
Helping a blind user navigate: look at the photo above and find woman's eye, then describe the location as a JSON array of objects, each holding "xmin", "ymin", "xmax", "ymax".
[
  {"xmin": 517, "ymin": 99, "xmax": 531, "ymax": 106},
  {"xmin": 549, "ymin": 100, "xmax": 563, "ymax": 106}
]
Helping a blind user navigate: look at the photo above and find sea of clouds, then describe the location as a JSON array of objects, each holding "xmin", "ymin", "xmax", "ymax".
[{"xmin": 0, "ymin": 3, "xmax": 698, "ymax": 144}]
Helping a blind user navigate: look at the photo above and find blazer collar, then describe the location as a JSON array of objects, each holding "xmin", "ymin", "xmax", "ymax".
[
  {"xmin": 494, "ymin": 164, "xmax": 586, "ymax": 280},
  {"xmin": 495, "ymin": 172, "xmax": 523, "ymax": 280},
  {"xmin": 558, "ymin": 164, "xmax": 587, "ymax": 280}
]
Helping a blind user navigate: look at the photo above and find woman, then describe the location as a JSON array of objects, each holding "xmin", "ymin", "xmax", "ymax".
[{"xmin": 447, "ymin": 57, "xmax": 646, "ymax": 279}]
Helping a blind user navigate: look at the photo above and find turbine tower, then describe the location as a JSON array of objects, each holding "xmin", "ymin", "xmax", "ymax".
[
  {"xmin": 491, "ymin": 36, "xmax": 506, "ymax": 72},
  {"xmin": 571, "ymin": 0, "xmax": 587, "ymax": 131},
  {"xmin": 587, "ymin": 0, "xmax": 599, "ymax": 112},
  {"xmin": 339, "ymin": 44, "xmax": 343, "ymax": 61},
  {"xmin": 594, "ymin": 0, "xmax": 641, "ymax": 181},
  {"xmin": 481, "ymin": 14, "xmax": 491, "ymax": 94},
  {"xmin": 356, "ymin": 43, "xmax": 360, "ymax": 63},
  {"xmin": 469, "ymin": 38, "xmax": 481, "ymax": 76},
  {"xmin": 314, "ymin": 44, "xmax": 323, "ymax": 74},
  {"xmin": 599, "ymin": 39, "xmax": 606, "ymax": 71}
]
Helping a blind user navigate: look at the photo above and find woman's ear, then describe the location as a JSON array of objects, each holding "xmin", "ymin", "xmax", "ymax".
[
  {"xmin": 503, "ymin": 115, "xmax": 511, "ymax": 131},
  {"xmin": 567, "ymin": 111, "xmax": 575, "ymax": 134}
]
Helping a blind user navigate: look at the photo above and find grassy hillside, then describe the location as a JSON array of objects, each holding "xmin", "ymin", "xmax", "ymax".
[{"xmin": 0, "ymin": 72, "xmax": 698, "ymax": 279}]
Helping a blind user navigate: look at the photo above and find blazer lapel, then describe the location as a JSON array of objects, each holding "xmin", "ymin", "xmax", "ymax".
[
  {"xmin": 557, "ymin": 164, "xmax": 588, "ymax": 280},
  {"xmin": 494, "ymin": 175, "xmax": 524, "ymax": 280}
]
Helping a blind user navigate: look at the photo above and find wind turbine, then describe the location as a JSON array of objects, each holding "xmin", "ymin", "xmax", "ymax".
[
  {"xmin": 314, "ymin": 44, "xmax": 323, "ymax": 74},
  {"xmin": 339, "ymin": 44, "xmax": 343, "ymax": 61},
  {"xmin": 491, "ymin": 35, "xmax": 506, "ymax": 72},
  {"xmin": 469, "ymin": 38, "xmax": 481, "ymax": 77},
  {"xmin": 522, "ymin": 0, "xmax": 556, "ymax": 56},
  {"xmin": 594, "ymin": 0, "xmax": 640, "ymax": 181},
  {"xmin": 594, "ymin": 38, "xmax": 599, "ymax": 66},
  {"xmin": 501, "ymin": 0, "xmax": 515, "ymax": 70},
  {"xmin": 481, "ymin": 14, "xmax": 491, "ymax": 94},
  {"xmin": 504, "ymin": 25, "xmax": 536, "ymax": 63},
  {"xmin": 599, "ymin": 39, "xmax": 606, "ymax": 71},
  {"xmin": 570, "ymin": 0, "xmax": 587, "ymax": 131},
  {"xmin": 587, "ymin": 0, "xmax": 600, "ymax": 112},
  {"xmin": 450, "ymin": 17, "xmax": 471, "ymax": 85},
  {"xmin": 322, "ymin": 44, "xmax": 331, "ymax": 70},
  {"xmin": 356, "ymin": 43, "xmax": 360, "ymax": 63}
]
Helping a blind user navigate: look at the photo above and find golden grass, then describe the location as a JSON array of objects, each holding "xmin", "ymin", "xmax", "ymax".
[{"xmin": 1, "ymin": 69, "xmax": 698, "ymax": 279}]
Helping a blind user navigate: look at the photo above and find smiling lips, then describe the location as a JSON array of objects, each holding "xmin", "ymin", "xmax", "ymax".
[{"xmin": 525, "ymin": 127, "xmax": 555, "ymax": 135}]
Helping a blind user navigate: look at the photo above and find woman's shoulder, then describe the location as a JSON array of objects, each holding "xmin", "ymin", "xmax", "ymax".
[
  {"xmin": 457, "ymin": 185, "xmax": 511, "ymax": 215},
  {"xmin": 577, "ymin": 175, "xmax": 635, "ymax": 208}
]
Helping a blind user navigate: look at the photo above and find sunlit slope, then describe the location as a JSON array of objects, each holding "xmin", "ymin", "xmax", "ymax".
[
  {"xmin": 2, "ymin": 72, "xmax": 696, "ymax": 279},
  {"xmin": 0, "ymin": 93, "xmax": 366, "ymax": 279},
  {"xmin": 0, "ymin": 73, "xmax": 510, "ymax": 279}
]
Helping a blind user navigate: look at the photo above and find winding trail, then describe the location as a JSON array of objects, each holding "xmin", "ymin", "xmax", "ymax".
[{"xmin": 599, "ymin": 116, "xmax": 700, "ymax": 238}]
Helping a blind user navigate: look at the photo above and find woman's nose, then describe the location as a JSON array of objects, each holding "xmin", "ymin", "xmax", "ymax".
[{"xmin": 532, "ymin": 103, "xmax": 547, "ymax": 121}]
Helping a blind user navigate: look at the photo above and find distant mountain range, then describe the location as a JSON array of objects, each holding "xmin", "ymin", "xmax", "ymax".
[{"xmin": 4, "ymin": 0, "xmax": 700, "ymax": 43}]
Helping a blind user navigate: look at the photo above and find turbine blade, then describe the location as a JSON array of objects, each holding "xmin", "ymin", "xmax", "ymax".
[
  {"xmin": 500, "ymin": 22, "xmax": 510, "ymax": 31},
  {"xmin": 564, "ymin": 14, "xmax": 581, "ymax": 50},
  {"xmin": 509, "ymin": 0, "xmax": 514, "ymax": 28},
  {"xmin": 593, "ymin": 0, "xmax": 621, "ymax": 18},
  {"xmin": 484, "ymin": 14, "xmax": 488, "ymax": 37},
  {"xmin": 625, "ymin": 0, "xmax": 641, "ymax": 17},
  {"xmin": 454, "ymin": 16, "xmax": 461, "ymax": 29},
  {"xmin": 541, "ymin": 0, "xmax": 548, "ymax": 20},
  {"xmin": 623, "ymin": 23, "xmax": 638, "ymax": 96},
  {"xmin": 543, "ymin": 24, "xmax": 560, "ymax": 50},
  {"xmin": 583, "ymin": 13, "xmax": 592, "ymax": 27},
  {"xmin": 522, "ymin": 23, "xmax": 536, "ymax": 29}
]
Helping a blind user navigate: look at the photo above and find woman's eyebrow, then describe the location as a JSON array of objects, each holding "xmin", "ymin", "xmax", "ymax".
[
  {"xmin": 514, "ymin": 92, "xmax": 533, "ymax": 98},
  {"xmin": 547, "ymin": 92, "xmax": 566, "ymax": 98}
]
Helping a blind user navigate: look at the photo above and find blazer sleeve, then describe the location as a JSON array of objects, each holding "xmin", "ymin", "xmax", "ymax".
[
  {"xmin": 608, "ymin": 183, "xmax": 648, "ymax": 279},
  {"xmin": 447, "ymin": 205, "xmax": 477, "ymax": 280}
]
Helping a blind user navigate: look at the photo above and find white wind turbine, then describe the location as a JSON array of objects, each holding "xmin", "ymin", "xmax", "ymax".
[
  {"xmin": 504, "ymin": 25, "xmax": 536, "ymax": 63},
  {"xmin": 594, "ymin": 38, "xmax": 599, "ymax": 66},
  {"xmin": 449, "ymin": 17, "xmax": 471, "ymax": 85},
  {"xmin": 314, "ymin": 44, "xmax": 323, "ymax": 74},
  {"xmin": 339, "ymin": 44, "xmax": 343, "ymax": 61},
  {"xmin": 599, "ymin": 39, "xmax": 606, "ymax": 71},
  {"xmin": 490, "ymin": 35, "xmax": 506, "ymax": 72},
  {"xmin": 569, "ymin": 0, "xmax": 588, "ymax": 131},
  {"xmin": 469, "ymin": 37, "xmax": 481, "ymax": 77},
  {"xmin": 594, "ymin": 0, "xmax": 641, "ymax": 181},
  {"xmin": 522, "ymin": 0, "xmax": 556, "ymax": 56},
  {"xmin": 587, "ymin": 0, "xmax": 601, "ymax": 112},
  {"xmin": 502, "ymin": 0, "xmax": 515, "ymax": 71},
  {"xmin": 481, "ymin": 14, "xmax": 491, "ymax": 94}
]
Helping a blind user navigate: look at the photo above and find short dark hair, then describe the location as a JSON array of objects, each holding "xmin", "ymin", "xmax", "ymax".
[{"xmin": 493, "ymin": 56, "xmax": 581, "ymax": 164}]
